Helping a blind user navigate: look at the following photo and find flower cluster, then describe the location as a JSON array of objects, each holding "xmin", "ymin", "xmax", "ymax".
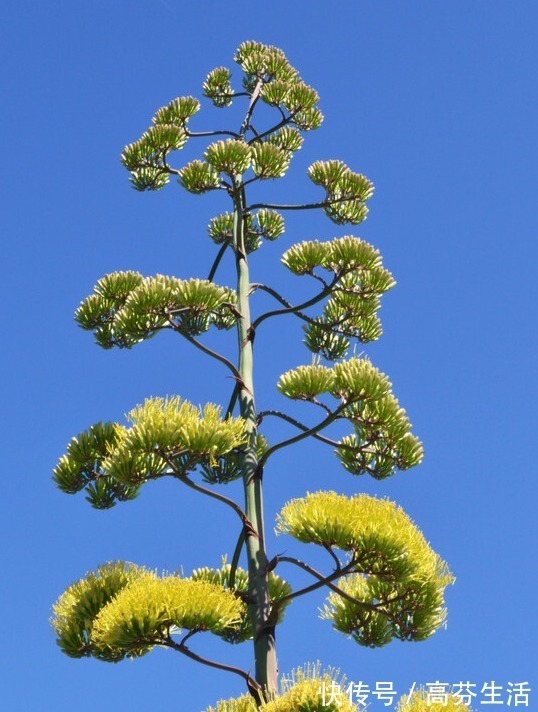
[
  {"xmin": 52, "ymin": 562, "xmax": 245, "ymax": 661},
  {"xmin": 277, "ymin": 491, "xmax": 453, "ymax": 647},
  {"xmin": 53, "ymin": 396, "xmax": 248, "ymax": 508},
  {"xmin": 278, "ymin": 357, "xmax": 423, "ymax": 479},
  {"xmin": 282, "ymin": 237, "xmax": 394, "ymax": 358},
  {"xmin": 75, "ymin": 271, "xmax": 237, "ymax": 348},
  {"xmin": 121, "ymin": 96, "xmax": 200, "ymax": 190},
  {"xmin": 207, "ymin": 664, "xmax": 357, "ymax": 712},
  {"xmin": 191, "ymin": 562, "xmax": 292, "ymax": 643},
  {"xmin": 208, "ymin": 209, "xmax": 285, "ymax": 253}
]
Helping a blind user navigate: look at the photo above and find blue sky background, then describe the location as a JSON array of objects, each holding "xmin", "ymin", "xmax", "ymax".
[{"xmin": 2, "ymin": 2, "xmax": 537, "ymax": 710}]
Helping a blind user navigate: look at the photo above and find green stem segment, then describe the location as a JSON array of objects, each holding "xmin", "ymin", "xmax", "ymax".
[{"xmin": 233, "ymin": 176, "xmax": 278, "ymax": 703}]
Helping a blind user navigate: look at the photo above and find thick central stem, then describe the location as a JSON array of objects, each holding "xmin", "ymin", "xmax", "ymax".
[{"xmin": 233, "ymin": 178, "xmax": 278, "ymax": 702}]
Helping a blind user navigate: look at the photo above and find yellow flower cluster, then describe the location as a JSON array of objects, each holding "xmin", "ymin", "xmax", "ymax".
[
  {"xmin": 92, "ymin": 576, "xmax": 245, "ymax": 651},
  {"xmin": 277, "ymin": 491, "xmax": 451, "ymax": 585},
  {"xmin": 206, "ymin": 668, "xmax": 357, "ymax": 712},
  {"xmin": 396, "ymin": 690, "xmax": 473, "ymax": 711},
  {"xmin": 277, "ymin": 492, "xmax": 453, "ymax": 647},
  {"xmin": 206, "ymin": 695, "xmax": 258, "ymax": 712},
  {"xmin": 263, "ymin": 674, "xmax": 357, "ymax": 712},
  {"xmin": 52, "ymin": 562, "xmax": 245, "ymax": 661},
  {"xmin": 52, "ymin": 562, "xmax": 148, "ymax": 660},
  {"xmin": 206, "ymin": 682, "xmax": 473, "ymax": 712},
  {"xmin": 123, "ymin": 397, "xmax": 247, "ymax": 463}
]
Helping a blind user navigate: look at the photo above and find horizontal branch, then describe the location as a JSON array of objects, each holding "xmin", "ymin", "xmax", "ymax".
[
  {"xmin": 177, "ymin": 628, "xmax": 198, "ymax": 647},
  {"xmin": 247, "ymin": 194, "xmax": 361, "ymax": 213},
  {"xmin": 251, "ymin": 283, "xmax": 355, "ymax": 337},
  {"xmin": 247, "ymin": 200, "xmax": 328, "ymax": 212},
  {"xmin": 259, "ymin": 410, "xmax": 408, "ymax": 477},
  {"xmin": 307, "ymin": 398, "xmax": 333, "ymax": 416},
  {"xmin": 324, "ymin": 544, "xmax": 343, "ymax": 571},
  {"xmin": 180, "ymin": 333, "xmax": 240, "ymax": 380},
  {"xmin": 186, "ymin": 129, "xmax": 240, "ymax": 139},
  {"xmin": 250, "ymin": 282, "xmax": 293, "ymax": 309},
  {"xmin": 161, "ymin": 163, "xmax": 182, "ymax": 177},
  {"xmin": 241, "ymin": 175, "xmax": 261, "ymax": 188}
]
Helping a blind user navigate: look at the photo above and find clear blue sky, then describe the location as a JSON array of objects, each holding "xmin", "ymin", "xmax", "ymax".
[{"xmin": 2, "ymin": 2, "xmax": 537, "ymax": 710}]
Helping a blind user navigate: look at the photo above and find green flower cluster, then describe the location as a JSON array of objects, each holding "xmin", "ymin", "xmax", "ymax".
[
  {"xmin": 123, "ymin": 41, "xmax": 324, "ymax": 195},
  {"xmin": 203, "ymin": 67, "xmax": 234, "ymax": 107},
  {"xmin": 179, "ymin": 132, "xmax": 299, "ymax": 191},
  {"xmin": 121, "ymin": 96, "xmax": 199, "ymax": 191},
  {"xmin": 278, "ymin": 357, "xmax": 423, "ymax": 479},
  {"xmin": 282, "ymin": 236, "xmax": 395, "ymax": 359},
  {"xmin": 308, "ymin": 160, "xmax": 374, "ymax": 224},
  {"xmin": 208, "ymin": 209, "xmax": 285, "ymax": 253},
  {"xmin": 52, "ymin": 421, "xmax": 139, "ymax": 509},
  {"xmin": 234, "ymin": 41, "xmax": 323, "ymax": 131},
  {"xmin": 75, "ymin": 271, "xmax": 237, "ymax": 348}
]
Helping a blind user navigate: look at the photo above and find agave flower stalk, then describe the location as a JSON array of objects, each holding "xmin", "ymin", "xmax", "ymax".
[
  {"xmin": 231, "ymin": 165, "xmax": 278, "ymax": 695},
  {"xmin": 51, "ymin": 41, "xmax": 455, "ymax": 709}
]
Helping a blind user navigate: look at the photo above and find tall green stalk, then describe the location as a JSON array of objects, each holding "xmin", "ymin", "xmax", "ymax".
[{"xmin": 233, "ymin": 177, "xmax": 277, "ymax": 700}]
